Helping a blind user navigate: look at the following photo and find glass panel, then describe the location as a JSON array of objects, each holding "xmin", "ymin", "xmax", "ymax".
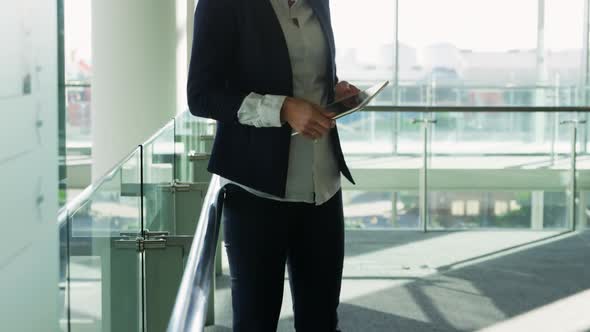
[
  {"xmin": 172, "ymin": 111, "xmax": 216, "ymax": 237},
  {"xmin": 343, "ymin": 190, "xmax": 420, "ymax": 229},
  {"xmin": 174, "ymin": 110, "xmax": 216, "ymax": 183},
  {"xmin": 174, "ymin": 111, "xmax": 195, "ymax": 183},
  {"xmin": 143, "ymin": 121, "xmax": 175, "ymax": 233},
  {"xmin": 576, "ymin": 112, "xmax": 590, "ymax": 229},
  {"xmin": 339, "ymin": 109, "xmax": 423, "ymax": 155},
  {"xmin": 68, "ymin": 147, "xmax": 143, "ymax": 332},
  {"xmin": 341, "ymin": 110, "xmax": 421, "ymax": 229},
  {"xmin": 426, "ymin": 111, "xmax": 575, "ymax": 230}
]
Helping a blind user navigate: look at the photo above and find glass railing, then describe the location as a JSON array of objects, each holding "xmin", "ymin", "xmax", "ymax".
[
  {"xmin": 143, "ymin": 122, "xmax": 175, "ymax": 233},
  {"xmin": 58, "ymin": 146, "xmax": 143, "ymax": 331},
  {"xmin": 175, "ymin": 110, "xmax": 216, "ymax": 184},
  {"xmin": 339, "ymin": 106, "xmax": 590, "ymax": 231},
  {"xmin": 166, "ymin": 106, "xmax": 589, "ymax": 331},
  {"xmin": 58, "ymin": 110, "xmax": 217, "ymax": 332},
  {"xmin": 59, "ymin": 107, "xmax": 590, "ymax": 331}
]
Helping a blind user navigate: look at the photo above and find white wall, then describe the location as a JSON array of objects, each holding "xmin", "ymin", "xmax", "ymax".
[{"xmin": 0, "ymin": 0, "xmax": 58, "ymax": 330}]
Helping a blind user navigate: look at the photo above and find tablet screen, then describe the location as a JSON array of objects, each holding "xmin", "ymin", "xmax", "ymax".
[{"xmin": 326, "ymin": 81, "xmax": 389, "ymax": 119}]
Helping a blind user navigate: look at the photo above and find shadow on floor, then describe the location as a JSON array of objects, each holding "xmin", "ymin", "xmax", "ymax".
[
  {"xmin": 334, "ymin": 231, "xmax": 590, "ymax": 331},
  {"xmin": 338, "ymin": 303, "xmax": 461, "ymax": 332},
  {"xmin": 212, "ymin": 231, "xmax": 589, "ymax": 331},
  {"xmin": 344, "ymin": 230, "xmax": 453, "ymax": 258},
  {"xmin": 215, "ymin": 231, "xmax": 456, "ymax": 291}
]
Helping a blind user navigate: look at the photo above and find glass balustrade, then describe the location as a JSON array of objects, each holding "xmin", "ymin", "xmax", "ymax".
[
  {"xmin": 58, "ymin": 112, "xmax": 219, "ymax": 332},
  {"xmin": 175, "ymin": 111, "xmax": 196, "ymax": 184},
  {"xmin": 175, "ymin": 111, "xmax": 216, "ymax": 184},
  {"xmin": 339, "ymin": 110, "xmax": 421, "ymax": 229},
  {"xmin": 60, "ymin": 147, "xmax": 143, "ymax": 332},
  {"xmin": 142, "ymin": 121, "xmax": 176, "ymax": 234},
  {"xmin": 425, "ymin": 111, "xmax": 575, "ymax": 230},
  {"xmin": 57, "ymin": 108, "xmax": 589, "ymax": 331},
  {"xmin": 340, "ymin": 109, "xmax": 588, "ymax": 231},
  {"xmin": 173, "ymin": 112, "xmax": 215, "ymax": 236}
]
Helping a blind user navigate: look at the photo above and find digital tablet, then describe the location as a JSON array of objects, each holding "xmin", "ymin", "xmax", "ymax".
[
  {"xmin": 291, "ymin": 80, "xmax": 390, "ymax": 136},
  {"xmin": 327, "ymin": 80, "xmax": 389, "ymax": 120}
]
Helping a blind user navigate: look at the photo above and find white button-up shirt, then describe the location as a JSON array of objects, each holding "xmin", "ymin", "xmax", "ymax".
[{"xmin": 220, "ymin": 0, "xmax": 340, "ymax": 205}]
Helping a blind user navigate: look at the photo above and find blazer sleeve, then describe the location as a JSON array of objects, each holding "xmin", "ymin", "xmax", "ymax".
[{"xmin": 187, "ymin": 0, "xmax": 247, "ymax": 123}]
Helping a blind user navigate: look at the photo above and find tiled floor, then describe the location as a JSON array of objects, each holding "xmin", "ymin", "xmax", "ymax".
[{"xmin": 208, "ymin": 230, "xmax": 590, "ymax": 332}]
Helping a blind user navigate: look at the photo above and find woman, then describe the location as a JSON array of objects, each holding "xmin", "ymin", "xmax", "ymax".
[{"xmin": 187, "ymin": 0, "xmax": 358, "ymax": 330}]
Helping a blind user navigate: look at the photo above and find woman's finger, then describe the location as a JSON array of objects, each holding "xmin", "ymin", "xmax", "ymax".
[
  {"xmin": 310, "ymin": 123, "xmax": 329, "ymax": 136},
  {"xmin": 303, "ymin": 127, "xmax": 322, "ymax": 139},
  {"xmin": 313, "ymin": 107, "xmax": 335, "ymax": 129}
]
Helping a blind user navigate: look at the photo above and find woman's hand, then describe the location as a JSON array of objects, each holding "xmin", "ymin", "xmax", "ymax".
[
  {"xmin": 280, "ymin": 97, "xmax": 336, "ymax": 140},
  {"xmin": 335, "ymin": 81, "xmax": 360, "ymax": 101}
]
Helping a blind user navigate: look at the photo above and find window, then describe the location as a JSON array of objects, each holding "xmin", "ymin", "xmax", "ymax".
[
  {"xmin": 331, "ymin": 0, "xmax": 588, "ymax": 107},
  {"xmin": 64, "ymin": 0, "xmax": 92, "ymax": 156}
]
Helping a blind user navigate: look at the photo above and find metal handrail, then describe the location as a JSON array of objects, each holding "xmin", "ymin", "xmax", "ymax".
[
  {"xmin": 351, "ymin": 81, "xmax": 585, "ymax": 90},
  {"xmin": 167, "ymin": 175, "xmax": 223, "ymax": 332},
  {"xmin": 392, "ymin": 83, "xmax": 582, "ymax": 89},
  {"xmin": 57, "ymin": 145, "xmax": 142, "ymax": 227},
  {"xmin": 363, "ymin": 105, "xmax": 590, "ymax": 113}
]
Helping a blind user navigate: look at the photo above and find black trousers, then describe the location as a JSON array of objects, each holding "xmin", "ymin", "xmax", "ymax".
[{"xmin": 222, "ymin": 185, "xmax": 345, "ymax": 332}]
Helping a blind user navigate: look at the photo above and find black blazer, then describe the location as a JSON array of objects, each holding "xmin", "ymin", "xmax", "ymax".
[{"xmin": 187, "ymin": 0, "xmax": 354, "ymax": 197}]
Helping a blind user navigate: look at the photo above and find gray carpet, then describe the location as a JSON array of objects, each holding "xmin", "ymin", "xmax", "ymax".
[{"xmin": 207, "ymin": 230, "xmax": 590, "ymax": 332}]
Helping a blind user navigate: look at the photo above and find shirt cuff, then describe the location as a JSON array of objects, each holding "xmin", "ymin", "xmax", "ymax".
[{"xmin": 237, "ymin": 93, "xmax": 286, "ymax": 127}]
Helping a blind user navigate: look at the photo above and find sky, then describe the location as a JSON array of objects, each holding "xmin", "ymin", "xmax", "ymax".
[{"xmin": 331, "ymin": 0, "xmax": 585, "ymax": 51}]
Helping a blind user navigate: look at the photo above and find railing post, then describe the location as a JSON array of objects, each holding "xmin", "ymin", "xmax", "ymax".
[
  {"xmin": 391, "ymin": 112, "xmax": 399, "ymax": 155},
  {"xmin": 551, "ymin": 113, "xmax": 558, "ymax": 165},
  {"xmin": 391, "ymin": 192, "xmax": 398, "ymax": 228},
  {"xmin": 413, "ymin": 116, "xmax": 436, "ymax": 232},
  {"xmin": 65, "ymin": 213, "xmax": 72, "ymax": 332},
  {"xmin": 570, "ymin": 122, "xmax": 577, "ymax": 231},
  {"xmin": 531, "ymin": 191, "xmax": 545, "ymax": 230},
  {"xmin": 413, "ymin": 118, "xmax": 427, "ymax": 232},
  {"xmin": 578, "ymin": 191, "xmax": 588, "ymax": 230},
  {"xmin": 561, "ymin": 118, "xmax": 586, "ymax": 230}
]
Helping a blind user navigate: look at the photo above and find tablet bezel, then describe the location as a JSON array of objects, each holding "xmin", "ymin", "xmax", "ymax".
[{"xmin": 329, "ymin": 80, "xmax": 390, "ymax": 120}]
